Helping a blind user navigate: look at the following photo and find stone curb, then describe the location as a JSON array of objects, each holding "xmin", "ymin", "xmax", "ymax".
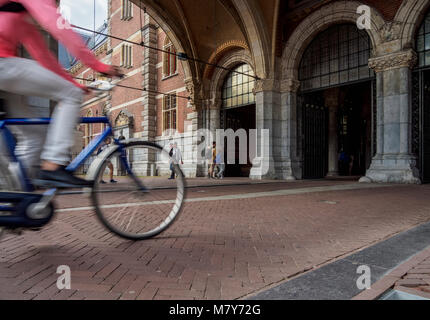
[{"xmin": 352, "ymin": 246, "xmax": 430, "ymax": 300}]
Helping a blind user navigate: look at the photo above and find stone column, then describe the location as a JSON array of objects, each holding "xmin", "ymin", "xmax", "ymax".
[
  {"xmin": 280, "ymin": 78, "xmax": 301, "ymax": 180},
  {"xmin": 324, "ymin": 88, "xmax": 339, "ymax": 177},
  {"xmin": 361, "ymin": 49, "xmax": 420, "ymax": 184},
  {"xmin": 185, "ymin": 78, "xmax": 205, "ymax": 178},
  {"xmin": 136, "ymin": 15, "xmax": 158, "ymax": 176},
  {"xmin": 249, "ymin": 79, "xmax": 280, "ymax": 180}
]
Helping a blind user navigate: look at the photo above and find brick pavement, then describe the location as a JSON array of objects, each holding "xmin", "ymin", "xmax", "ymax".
[{"xmin": 2, "ymin": 180, "xmax": 430, "ymax": 300}]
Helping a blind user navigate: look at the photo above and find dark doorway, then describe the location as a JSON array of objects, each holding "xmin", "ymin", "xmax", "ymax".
[
  {"xmin": 300, "ymin": 81, "xmax": 372, "ymax": 179},
  {"xmin": 337, "ymin": 82, "xmax": 372, "ymax": 176},
  {"xmin": 221, "ymin": 104, "xmax": 256, "ymax": 177},
  {"xmin": 301, "ymin": 93, "xmax": 328, "ymax": 179}
]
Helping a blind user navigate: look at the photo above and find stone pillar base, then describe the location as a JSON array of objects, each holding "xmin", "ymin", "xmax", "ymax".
[
  {"xmin": 359, "ymin": 155, "xmax": 421, "ymax": 184},
  {"xmin": 250, "ymin": 157, "xmax": 276, "ymax": 180},
  {"xmin": 273, "ymin": 158, "xmax": 297, "ymax": 181}
]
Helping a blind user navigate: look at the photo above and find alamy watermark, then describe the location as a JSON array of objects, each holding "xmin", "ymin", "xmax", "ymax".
[
  {"xmin": 56, "ymin": 265, "xmax": 71, "ymax": 290},
  {"xmin": 356, "ymin": 265, "xmax": 371, "ymax": 290},
  {"xmin": 162, "ymin": 128, "xmax": 271, "ymax": 175},
  {"xmin": 357, "ymin": 5, "xmax": 371, "ymax": 30}
]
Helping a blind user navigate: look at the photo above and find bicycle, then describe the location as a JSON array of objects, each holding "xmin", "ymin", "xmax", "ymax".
[{"xmin": 0, "ymin": 81, "xmax": 186, "ymax": 240}]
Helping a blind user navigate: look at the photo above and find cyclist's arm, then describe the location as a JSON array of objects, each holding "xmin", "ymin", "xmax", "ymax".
[
  {"xmin": 20, "ymin": 18, "xmax": 85, "ymax": 89},
  {"xmin": 18, "ymin": 0, "xmax": 111, "ymax": 74}
]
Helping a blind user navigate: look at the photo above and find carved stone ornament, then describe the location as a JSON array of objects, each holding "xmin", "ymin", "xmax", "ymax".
[
  {"xmin": 368, "ymin": 49, "xmax": 417, "ymax": 73},
  {"xmin": 115, "ymin": 110, "xmax": 133, "ymax": 127},
  {"xmin": 253, "ymin": 79, "xmax": 280, "ymax": 94},
  {"xmin": 185, "ymin": 78, "xmax": 202, "ymax": 110},
  {"xmin": 102, "ymin": 101, "xmax": 110, "ymax": 116},
  {"xmin": 280, "ymin": 79, "xmax": 301, "ymax": 93},
  {"xmin": 380, "ymin": 22, "xmax": 402, "ymax": 42}
]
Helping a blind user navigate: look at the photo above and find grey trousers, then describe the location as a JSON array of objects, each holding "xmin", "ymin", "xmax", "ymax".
[{"xmin": 0, "ymin": 57, "xmax": 83, "ymax": 174}]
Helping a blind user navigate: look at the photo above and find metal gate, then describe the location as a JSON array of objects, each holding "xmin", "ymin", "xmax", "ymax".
[
  {"xmin": 302, "ymin": 101, "xmax": 328, "ymax": 179},
  {"xmin": 413, "ymin": 70, "xmax": 430, "ymax": 183}
]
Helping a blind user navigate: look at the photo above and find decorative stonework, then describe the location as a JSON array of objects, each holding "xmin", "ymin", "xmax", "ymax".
[
  {"xmin": 280, "ymin": 79, "xmax": 300, "ymax": 93},
  {"xmin": 380, "ymin": 22, "xmax": 402, "ymax": 42},
  {"xmin": 253, "ymin": 79, "xmax": 280, "ymax": 93},
  {"xmin": 203, "ymin": 40, "xmax": 249, "ymax": 79},
  {"xmin": 115, "ymin": 110, "xmax": 133, "ymax": 128},
  {"xmin": 185, "ymin": 78, "xmax": 201, "ymax": 111},
  {"xmin": 368, "ymin": 49, "xmax": 417, "ymax": 73}
]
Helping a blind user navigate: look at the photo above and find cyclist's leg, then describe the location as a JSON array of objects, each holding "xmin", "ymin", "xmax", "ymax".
[
  {"xmin": 0, "ymin": 91, "xmax": 47, "ymax": 178},
  {"xmin": 0, "ymin": 57, "xmax": 89, "ymax": 186}
]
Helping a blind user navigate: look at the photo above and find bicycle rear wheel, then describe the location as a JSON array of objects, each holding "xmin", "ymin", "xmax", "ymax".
[{"xmin": 91, "ymin": 141, "xmax": 186, "ymax": 240}]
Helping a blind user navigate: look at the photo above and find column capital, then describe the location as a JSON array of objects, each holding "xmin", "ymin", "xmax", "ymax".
[
  {"xmin": 253, "ymin": 79, "xmax": 280, "ymax": 93},
  {"xmin": 368, "ymin": 49, "xmax": 417, "ymax": 73},
  {"xmin": 280, "ymin": 78, "xmax": 301, "ymax": 93}
]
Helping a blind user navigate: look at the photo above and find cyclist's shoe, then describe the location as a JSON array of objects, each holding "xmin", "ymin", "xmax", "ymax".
[
  {"xmin": 110, "ymin": 179, "xmax": 117, "ymax": 183},
  {"xmin": 34, "ymin": 167, "xmax": 93, "ymax": 188}
]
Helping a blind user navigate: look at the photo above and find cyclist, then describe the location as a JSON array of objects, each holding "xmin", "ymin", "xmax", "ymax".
[{"xmin": 0, "ymin": 0, "xmax": 122, "ymax": 187}]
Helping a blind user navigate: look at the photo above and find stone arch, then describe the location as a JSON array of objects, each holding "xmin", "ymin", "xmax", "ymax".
[
  {"xmin": 281, "ymin": 1, "xmax": 385, "ymax": 81},
  {"xmin": 209, "ymin": 49, "xmax": 255, "ymax": 108},
  {"xmin": 396, "ymin": 0, "xmax": 430, "ymax": 50},
  {"xmin": 203, "ymin": 40, "xmax": 249, "ymax": 80},
  {"xmin": 230, "ymin": 0, "xmax": 271, "ymax": 79},
  {"xmin": 130, "ymin": 0, "xmax": 195, "ymax": 81}
]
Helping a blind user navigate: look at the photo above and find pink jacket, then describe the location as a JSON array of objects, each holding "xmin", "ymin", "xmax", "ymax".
[{"xmin": 0, "ymin": 0, "xmax": 111, "ymax": 89}]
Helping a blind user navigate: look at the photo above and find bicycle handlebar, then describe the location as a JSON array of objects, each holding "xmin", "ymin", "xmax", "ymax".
[{"xmin": 87, "ymin": 80, "xmax": 116, "ymax": 92}]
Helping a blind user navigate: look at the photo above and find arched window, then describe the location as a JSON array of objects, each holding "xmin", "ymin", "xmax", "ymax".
[
  {"xmin": 222, "ymin": 63, "xmax": 255, "ymax": 109},
  {"xmin": 163, "ymin": 38, "xmax": 177, "ymax": 78},
  {"xmin": 416, "ymin": 13, "xmax": 430, "ymax": 67},
  {"xmin": 299, "ymin": 24, "xmax": 373, "ymax": 92}
]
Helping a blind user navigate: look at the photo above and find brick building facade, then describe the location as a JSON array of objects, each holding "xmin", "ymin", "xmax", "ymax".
[
  {"xmin": 70, "ymin": 0, "xmax": 196, "ymax": 176},
  {"xmin": 67, "ymin": 0, "xmax": 430, "ymax": 183}
]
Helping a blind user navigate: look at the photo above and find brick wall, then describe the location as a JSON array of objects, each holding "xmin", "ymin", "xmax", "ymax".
[{"xmin": 71, "ymin": 0, "xmax": 188, "ymax": 151}]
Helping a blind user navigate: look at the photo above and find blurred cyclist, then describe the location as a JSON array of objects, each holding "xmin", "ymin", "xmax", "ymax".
[{"xmin": 0, "ymin": 0, "xmax": 122, "ymax": 187}]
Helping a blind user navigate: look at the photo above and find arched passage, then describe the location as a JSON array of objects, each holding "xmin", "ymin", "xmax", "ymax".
[{"xmin": 280, "ymin": 1, "xmax": 385, "ymax": 180}]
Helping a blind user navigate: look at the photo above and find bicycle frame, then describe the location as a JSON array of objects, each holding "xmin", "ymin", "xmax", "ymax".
[{"xmin": 0, "ymin": 117, "xmax": 131, "ymax": 193}]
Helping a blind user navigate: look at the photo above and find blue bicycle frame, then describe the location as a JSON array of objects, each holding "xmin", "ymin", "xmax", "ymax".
[{"xmin": 0, "ymin": 116, "xmax": 130, "ymax": 193}]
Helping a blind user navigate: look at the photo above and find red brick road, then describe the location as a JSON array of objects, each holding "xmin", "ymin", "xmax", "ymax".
[{"xmin": 1, "ymin": 180, "xmax": 430, "ymax": 300}]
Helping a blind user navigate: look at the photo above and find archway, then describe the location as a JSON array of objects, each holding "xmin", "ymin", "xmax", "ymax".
[
  {"xmin": 220, "ymin": 63, "xmax": 256, "ymax": 177},
  {"xmin": 298, "ymin": 24, "xmax": 375, "ymax": 179}
]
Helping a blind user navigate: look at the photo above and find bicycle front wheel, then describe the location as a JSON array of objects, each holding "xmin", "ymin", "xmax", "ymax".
[{"xmin": 91, "ymin": 141, "xmax": 186, "ymax": 240}]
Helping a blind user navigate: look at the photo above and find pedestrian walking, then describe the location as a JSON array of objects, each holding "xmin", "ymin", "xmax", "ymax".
[{"xmin": 169, "ymin": 142, "xmax": 183, "ymax": 180}]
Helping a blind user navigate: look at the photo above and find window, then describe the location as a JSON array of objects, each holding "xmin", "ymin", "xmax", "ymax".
[
  {"xmin": 84, "ymin": 110, "xmax": 93, "ymax": 147},
  {"xmin": 121, "ymin": 0, "xmax": 133, "ymax": 20},
  {"xmin": 416, "ymin": 12, "xmax": 430, "ymax": 67},
  {"xmin": 222, "ymin": 64, "xmax": 255, "ymax": 109},
  {"xmin": 299, "ymin": 24, "xmax": 373, "ymax": 92},
  {"xmin": 163, "ymin": 39, "xmax": 177, "ymax": 77},
  {"xmin": 163, "ymin": 94, "xmax": 177, "ymax": 131},
  {"xmin": 120, "ymin": 44, "xmax": 133, "ymax": 68}
]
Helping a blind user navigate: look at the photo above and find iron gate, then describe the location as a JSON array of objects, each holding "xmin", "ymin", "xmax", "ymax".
[
  {"xmin": 413, "ymin": 70, "xmax": 430, "ymax": 183},
  {"xmin": 302, "ymin": 100, "xmax": 328, "ymax": 179}
]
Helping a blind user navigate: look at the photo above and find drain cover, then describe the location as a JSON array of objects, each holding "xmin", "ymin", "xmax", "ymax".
[{"xmin": 379, "ymin": 289, "xmax": 430, "ymax": 300}]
